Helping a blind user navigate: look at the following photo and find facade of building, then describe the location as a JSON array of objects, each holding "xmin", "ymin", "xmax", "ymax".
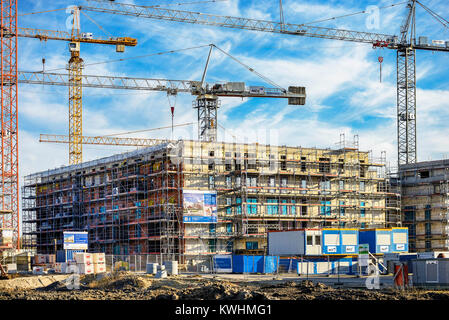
[
  {"xmin": 22, "ymin": 139, "xmax": 400, "ymax": 264},
  {"xmin": 400, "ymin": 159, "xmax": 449, "ymax": 252}
]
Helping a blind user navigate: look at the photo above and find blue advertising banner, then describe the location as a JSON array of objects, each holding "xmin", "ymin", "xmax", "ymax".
[
  {"xmin": 63, "ymin": 231, "xmax": 88, "ymax": 250},
  {"xmin": 183, "ymin": 189, "xmax": 217, "ymax": 223}
]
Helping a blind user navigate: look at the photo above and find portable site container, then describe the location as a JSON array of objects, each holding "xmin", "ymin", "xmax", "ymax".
[
  {"xmin": 321, "ymin": 228, "xmax": 358, "ymax": 255},
  {"xmin": 297, "ymin": 257, "xmax": 357, "ymax": 275},
  {"xmin": 412, "ymin": 259, "xmax": 449, "ymax": 288},
  {"xmin": 359, "ymin": 228, "xmax": 393, "ymax": 254},
  {"xmin": 267, "ymin": 229, "xmax": 322, "ymax": 256},
  {"xmin": 391, "ymin": 227, "xmax": 409, "ymax": 253},
  {"xmin": 417, "ymin": 251, "xmax": 449, "ymax": 259},
  {"xmin": 231, "ymin": 255, "xmax": 279, "ymax": 274}
]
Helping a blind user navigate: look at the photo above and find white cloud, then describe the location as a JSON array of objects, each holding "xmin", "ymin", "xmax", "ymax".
[{"xmin": 16, "ymin": 0, "xmax": 449, "ymax": 181}]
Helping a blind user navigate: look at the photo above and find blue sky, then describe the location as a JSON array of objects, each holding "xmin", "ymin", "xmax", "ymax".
[{"xmin": 18, "ymin": 0, "xmax": 449, "ymax": 179}]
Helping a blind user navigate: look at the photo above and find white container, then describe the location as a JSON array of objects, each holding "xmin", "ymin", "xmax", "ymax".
[
  {"xmin": 92, "ymin": 253, "xmax": 105, "ymax": 264},
  {"xmin": 94, "ymin": 263, "xmax": 106, "ymax": 274},
  {"xmin": 268, "ymin": 229, "xmax": 322, "ymax": 256},
  {"xmin": 74, "ymin": 252, "xmax": 93, "ymax": 264},
  {"xmin": 77, "ymin": 263, "xmax": 94, "ymax": 275},
  {"xmin": 146, "ymin": 263, "xmax": 158, "ymax": 274},
  {"xmin": 163, "ymin": 261, "xmax": 178, "ymax": 275}
]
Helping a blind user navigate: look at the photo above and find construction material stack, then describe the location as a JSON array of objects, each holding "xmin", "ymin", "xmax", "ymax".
[
  {"xmin": 163, "ymin": 261, "xmax": 178, "ymax": 275},
  {"xmin": 0, "ymin": 229, "xmax": 13, "ymax": 248},
  {"xmin": 32, "ymin": 253, "xmax": 57, "ymax": 273},
  {"xmin": 74, "ymin": 252, "xmax": 94, "ymax": 275},
  {"xmin": 92, "ymin": 253, "xmax": 106, "ymax": 274},
  {"xmin": 146, "ymin": 263, "xmax": 158, "ymax": 274}
]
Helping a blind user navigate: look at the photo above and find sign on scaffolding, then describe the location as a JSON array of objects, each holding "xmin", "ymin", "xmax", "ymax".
[
  {"xmin": 182, "ymin": 189, "xmax": 217, "ymax": 223},
  {"xmin": 63, "ymin": 231, "xmax": 88, "ymax": 250}
]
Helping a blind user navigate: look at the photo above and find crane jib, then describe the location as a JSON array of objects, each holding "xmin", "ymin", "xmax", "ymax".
[{"xmin": 17, "ymin": 71, "xmax": 306, "ymax": 106}]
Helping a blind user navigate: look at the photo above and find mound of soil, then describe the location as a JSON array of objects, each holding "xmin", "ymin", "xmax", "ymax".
[
  {"xmin": 175, "ymin": 280, "xmax": 268, "ymax": 300},
  {"xmin": 87, "ymin": 273, "xmax": 152, "ymax": 291},
  {"xmin": 4, "ymin": 273, "xmax": 449, "ymax": 300}
]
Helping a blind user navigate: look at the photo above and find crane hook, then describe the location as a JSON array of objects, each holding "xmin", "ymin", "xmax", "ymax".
[{"xmin": 378, "ymin": 56, "xmax": 383, "ymax": 83}]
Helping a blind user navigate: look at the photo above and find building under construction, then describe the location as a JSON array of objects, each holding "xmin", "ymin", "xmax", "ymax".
[
  {"xmin": 22, "ymin": 138, "xmax": 401, "ymax": 263},
  {"xmin": 400, "ymin": 159, "xmax": 449, "ymax": 252}
]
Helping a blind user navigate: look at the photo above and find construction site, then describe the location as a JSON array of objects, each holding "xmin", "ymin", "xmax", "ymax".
[
  {"xmin": 1, "ymin": 0, "xmax": 449, "ymax": 304},
  {"xmin": 21, "ymin": 138, "xmax": 399, "ymax": 263}
]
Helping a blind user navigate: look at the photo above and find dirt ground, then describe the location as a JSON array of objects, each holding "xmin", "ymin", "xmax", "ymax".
[{"xmin": 0, "ymin": 272, "xmax": 448, "ymax": 300}]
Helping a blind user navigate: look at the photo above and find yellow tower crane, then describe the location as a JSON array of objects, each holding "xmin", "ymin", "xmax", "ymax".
[{"xmin": 18, "ymin": 7, "xmax": 137, "ymax": 164}]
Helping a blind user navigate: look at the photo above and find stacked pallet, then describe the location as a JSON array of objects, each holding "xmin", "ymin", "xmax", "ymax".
[
  {"xmin": 92, "ymin": 253, "xmax": 106, "ymax": 274},
  {"xmin": 3, "ymin": 252, "xmax": 32, "ymax": 271},
  {"xmin": 163, "ymin": 261, "xmax": 178, "ymax": 275},
  {"xmin": 73, "ymin": 253, "xmax": 106, "ymax": 274},
  {"xmin": 74, "ymin": 252, "xmax": 94, "ymax": 275},
  {"xmin": 34, "ymin": 254, "xmax": 47, "ymax": 265}
]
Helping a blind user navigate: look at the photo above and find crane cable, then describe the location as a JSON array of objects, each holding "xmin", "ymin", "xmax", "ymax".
[
  {"xmin": 86, "ymin": 0, "xmax": 228, "ymax": 8},
  {"xmin": 19, "ymin": 0, "xmax": 228, "ymax": 16},
  {"xmin": 415, "ymin": 0, "xmax": 449, "ymax": 30},
  {"xmin": 145, "ymin": 0, "xmax": 229, "ymax": 7},
  {"xmin": 18, "ymin": 8, "xmax": 67, "ymax": 16},
  {"xmin": 297, "ymin": 1, "xmax": 408, "ymax": 27},
  {"xmin": 98, "ymin": 122, "xmax": 195, "ymax": 138},
  {"xmin": 39, "ymin": 44, "xmax": 212, "ymax": 73},
  {"xmin": 211, "ymin": 44, "xmax": 284, "ymax": 90},
  {"xmin": 80, "ymin": 10, "xmax": 113, "ymax": 38}
]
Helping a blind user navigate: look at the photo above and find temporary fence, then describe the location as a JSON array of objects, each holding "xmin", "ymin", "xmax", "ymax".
[
  {"xmin": 105, "ymin": 255, "xmax": 156, "ymax": 273},
  {"xmin": 103, "ymin": 254, "xmax": 217, "ymax": 274},
  {"xmin": 100, "ymin": 254, "xmax": 387, "ymax": 277}
]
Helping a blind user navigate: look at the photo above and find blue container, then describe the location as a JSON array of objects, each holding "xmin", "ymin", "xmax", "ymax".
[
  {"xmin": 391, "ymin": 227, "xmax": 409, "ymax": 253},
  {"xmin": 321, "ymin": 229, "xmax": 359, "ymax": 255},
  {"xmin": 56, "ymin": 249, "xmax": 84, "ymax": 262},
  {"xmin": 232, "ymin": 255, "xmax": 279, "ymax": 273},
  {"xmin": 359, "ymin": 229, "xmax": 393, "ymax": 254}
]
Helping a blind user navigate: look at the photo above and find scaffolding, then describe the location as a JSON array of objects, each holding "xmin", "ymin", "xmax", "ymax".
[
  {"xmin": 22, "ymin": 138, "xmax": 399, "ymax": 264},
  {"xmin": 22, "ymin": 143, "xmax": 184, "ymax": 261},
  {"xmin": 400, "ymin": 160, "xmax": 449, "ymax": 252}
]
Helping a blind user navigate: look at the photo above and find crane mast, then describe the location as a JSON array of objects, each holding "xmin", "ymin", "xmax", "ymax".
[
  {"xmin": 68, "ymin": 7, "xmax": 83, "ymax": 164},
  {"xmin": 19, "ymin": 8, "xmax": 137, "ymax": 165},
  {"xmin": 397, "ymin": 0, "xmax": 417, "ymax": 166},
  {"xmin": 0, "ymin": 0, "xmax": 19, "ymax": 249}
]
